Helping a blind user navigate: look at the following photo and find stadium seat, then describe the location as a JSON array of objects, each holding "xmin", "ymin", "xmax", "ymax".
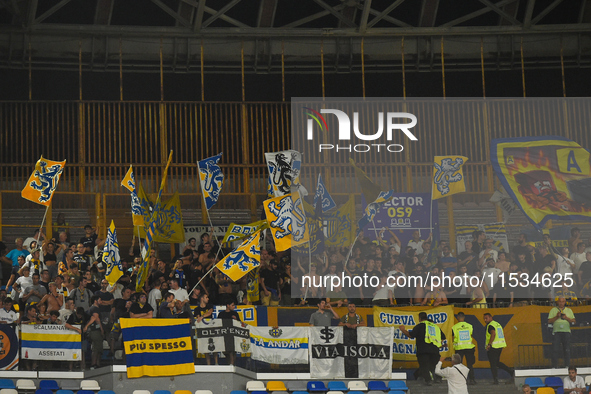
[
  {"xmin": 348, "ymin": 381, "xmax": 368, "ymax": 391},
  {"xmin": 230, "ymin": 391, "xmax": 247, "ymax": 394},
  {"xmin": 546, "ymin": 377, "xmax": 563, "ymax": 388},
  {"xmin": 154, "ymin": 391, "xmax": 173, "ymax": 394},
  {"xmin": 327, "ymin": 391, "xmax": 344, "ymax": 394},
  {"xmin": 77, "ymin": 391, "xmax": 95, "ymax": 394},
  {"xmin": 0, "ymin": 390, "xmax": 18, "ymax": 394},
  {"xmin": 525, "ymin": 378, "xmax": 545, "ymax": 389},
  {"xmin": 368, "ymin": 381, "xmax": 388, "ymax": 391},
  {"xmin": 368, "ymin": 391, "xmax": 385, "ymax": 394},
  {"xmin": 0, "ymin": 381, "xmax": 15, "ymax": 390},
  {"xmin": 174, "ymin": 391, "xmax": 193, "ymax": 394},
  {"xmin": 387, "ymin": 391, "xmax": 407, "ymax": 394},
  {"xmin": 349, "ymin": 391, "xmax": 365, "ymax": 394},
  {"xmin": 557, "ymin": 388, "xmax": 564, "ymax": 394},
  {"xmin": 287, "ymin": 381, "xmax": 308, "ymax": 392},
  {"xmin": 307, "ymin": 381, "xmax": 328, "ymax": 392},
  {"xmin": 246, "ymin": 381, "xmax": 266, "ymax": 392},
  {"xmin": 267, "ymin": 381, "xmax": 288, "ymax": 391},
  {"xmin": 16, "ymin": 379, "xmax": 36, "ymax": 391},
  {"xmin": 98, "ymin": 391, "xmax": 117, "ymax": 394},
  {"xmin": 387, "ymin": 381, "xmax": 408, "ymax": 391},
  {"xmin": 35, "ymin": 390, "xmax": 53, "ymax": 394},
  {"xmin": 40, "ymin": 381, "xmax": 60, "ymax": 391},
  {"xmin": 195, "ymin": 391, "xmax": 214, "ymax": 394},
  {"xmin": 291, "ymin": 391, "xmax": 309, "ymax": 394},
  {"xmin": 327, "ymin": 382, "xmax": 348, "ymax": 391},
  {"xmin": 585, "ymin": 376, "xmax": 591, "ymax": 388},
  {"xmin": 251, "ymin": 392, "xmax": 268, "ymax": 394},
  {"xmin": 536, "ymin": 388, "xmax": 555, "ymax": 394},
  {"xmin": 133, "ymin": 391, "xmax": 152, "ymax": 394},
  {"xmin": 80, "ymin": 380, "xmax": 101, "ymax": 391},
  {"xmin": 56, "ymin": 391, "xmax": 74, "ymax": 394}
]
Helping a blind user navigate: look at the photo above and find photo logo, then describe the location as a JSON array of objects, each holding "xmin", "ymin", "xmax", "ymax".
[{"xmin": 305, "ymin": 108, "xmax": 417, "ymax": 153}]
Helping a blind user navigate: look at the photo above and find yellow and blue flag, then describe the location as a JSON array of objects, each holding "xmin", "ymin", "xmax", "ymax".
[
  {"xmin": 222, "ymin": 220, "xmax": 269, "ymax": 244},
  {"xmin": 120, "ymin": 318, "xmax": 194, "ymax": 379},
  {"xmin": 21, "ymin": 156, "xmax": 66, "ymax": 206},
  {"xmin": 313, "ymin": 174, "xmax": 336, "ymax": 213},
  {"xmin": 121, "ymin": 165, "xmax": 143, "ymax": 226},
  {"xmin": 349, "ymin": 158, "xmax": 383, "ymax": 204},
  {"xmin": 263, "ymin": 192, "xmax": 309, "ymax": 252},
  {"xmin": 432, "ymin": 155, "xmax": 468, "ymax": 200},
  {"xmin": 198, "ymin": 153, "xmax": 224, "ymax": 210},
  {"xmin": 216, "ymin": 230, "xmax": 261, "ymax": 282},
  {"xmin": 357, "ymin": 190, "xmax": 394, "ymax": 235},
  {"xmin": 103, "ymin": 220, "xmax": 124, "ymax": 286},
  {"xmin": 136, "ymin": 187, "xmax": 184, "ymax": 243},
  {"xmin": 136, "ymin": 152, "xmax": 174, "ymax": 292},
  {"xmin": 491, "ymin": 136, "xmax": 591, "ymax": 230}
]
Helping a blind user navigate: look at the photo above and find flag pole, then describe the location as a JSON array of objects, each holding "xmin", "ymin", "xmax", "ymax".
[
  {"xmin": 38, "ymin": 204, "xmax": 50, "ymax": 241},
  {"xmin": 429, "ymin": 182, "xmax": 434, "ymax": 234}
]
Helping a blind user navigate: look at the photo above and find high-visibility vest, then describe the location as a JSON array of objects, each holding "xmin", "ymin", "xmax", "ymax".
[
  {"xmin": 452, "ymin": 321, "xmax": 475, "ymax": 350},
  {"xmin": 486, "ymin": 320, "xmax": 507, "ymax": 349},
  {"xmin": 423, "ymin": 321, "xmax": 442, "ymax": 348}
]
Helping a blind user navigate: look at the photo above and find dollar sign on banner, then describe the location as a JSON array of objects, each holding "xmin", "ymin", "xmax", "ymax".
[{"xmin": 319, "ymin": 327, "xmax": 335, "ymax": 343}]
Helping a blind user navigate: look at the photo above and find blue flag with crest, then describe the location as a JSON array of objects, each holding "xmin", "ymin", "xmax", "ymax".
[
  {"xmin": 313, "ymin": 174, "xmax": 336, "ymax": 213},
  {"xmin": 357, "ymin": 190, "xmax": 394, "ymax": 235},
  {"xmin": 198, "ymin": 153, "xmax": 224, "ymax": 210}
]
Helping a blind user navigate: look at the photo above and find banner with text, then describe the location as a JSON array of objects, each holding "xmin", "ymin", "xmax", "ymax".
[
  {"xmin": 196, "ymin": 319, "xmax": 251, "ymax": 354},
  {"xmin": 21, "ymin": 324, "xmax": 82, "ymax": 361},
  {"xmin": 250, "ymin": 326, "xmax": 309, "ymax": 364},
  {"xmin": 374, "ymin": 306, "xmax": 453, "ymax": 361}
]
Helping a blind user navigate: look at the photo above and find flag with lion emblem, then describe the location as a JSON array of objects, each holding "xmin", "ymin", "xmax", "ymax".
[
  {"xmin": 263, "ymin": 192, "xmax": 309, "ymax": 252},
  {"xmin": 216, "ymin": 230, "xmax": 261, "ymax": 281},
  {"xmin": 22, "ymin": 156, "xmax": 66, "ymax": 206}
]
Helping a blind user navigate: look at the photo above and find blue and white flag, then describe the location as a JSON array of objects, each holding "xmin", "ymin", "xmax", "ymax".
[
  {"xmin": 313, "ymin": 174, "xmax": 336, "ymax": 213},
  {"xmin": 103, "ymin": 220, "xmax": 124, "ymax": 286},
  {"xmin": 265, "ymin": 150, "xmax": 308, "ymax": 197},
  {"xmin": 121, "ymin": 165, "xmax": 143, "ymax": 226},
  {"xmin": 198, "ymin": 153, "xmax": 224, "ymax": 210},
  {"xmin": 357, "ymin": 190, "xmax": 394, "ymax": 235}
]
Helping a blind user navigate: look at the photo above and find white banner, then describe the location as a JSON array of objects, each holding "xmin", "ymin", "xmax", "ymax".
[
  {"xmin": 250, "ymin": 326, "xmax": 309, "ymax": 364},
  {"xmin": 196, "ymin": 319, "xmax": 250, "ymax": 354},
  {"xmin": 455, "ymin": 222, "xmax": 509, "ymax": 254},
  {"xmin": 309, "ymin": 327, "xmax": 393, "ymax": 379},
  {"xmin": 21, "ymin": 324, "xmax": 82, "ymax": 361}
]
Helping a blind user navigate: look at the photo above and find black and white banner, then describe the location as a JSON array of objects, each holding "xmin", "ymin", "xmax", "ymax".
[
  {"xmin": 309, "ymin": 327, "xmax": 393, "ymax": 379},
  {"xmin": 196, "ymin": 319, "xmax": 251, "ymax": 354}
]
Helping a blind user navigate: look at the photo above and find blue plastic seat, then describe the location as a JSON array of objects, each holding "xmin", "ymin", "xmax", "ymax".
[
  {"xmin": 56, "ymin": 391, "xmax": 75, "ymax": 394},
  {"xmin": 40, "ymin": 381, "xmax": 60, "ymax": 391},
  {"xmin": 230, "ymin": 391, "xmax": 247, "ymax": 394},
  {"xmin": 98, "ymin": 391, "xmax": 118, "ymax": 394},
  {"xmin": 349, "ymin": 391, "xmax": 365, "ymax": 394},
  {"xmin": 35, "ymin": 390, "xmax": 54, "ymax": 394},
  {"xmin": 368, "ymin": 381, "xmax": 388, "ymax": 391},
  {"xmin": 292, "ymin": 392, "xmax": 309, "ymax": 394},
  {"xmin": 307, "ymin": 381, "xmax": 327, "ymax": 392},
  {"xmin": 251, "ymin": 391, "xmax": 268, "ymax": 394},
  {"xmin": 525, "ymin": 378, "xmax": 545, "ymax": 389},
  {"xmin": 546, "ymin": 377, "xmax": 563, "ymax": 388},
  {"xmin": 388, "ymin": 391, "xmax": 407, "ymax": 394},
  {"xmin": 154, "ymin": 391, "xmax": 172, "ymax": 394},
  {"xmin": 0, "ymin": 380, "xmax": 15, "ymax": 389},
  {"xmin": 327, "ymin": 381, "xmax": 348, "ymax": 391},
  {"xmin": 388, "ymin": 381, "xmax": 408, "ymax": 391},
  {"xmin": 77, "ymin": 391, "xmax": 95, "ymax": 394}
]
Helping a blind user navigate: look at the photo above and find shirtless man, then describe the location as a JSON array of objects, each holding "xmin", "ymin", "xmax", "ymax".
[{"xmin": 40, "ymin": 282, "xmax": 63, "ymax": 312}]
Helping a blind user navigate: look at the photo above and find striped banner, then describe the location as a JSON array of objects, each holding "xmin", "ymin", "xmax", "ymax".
[
  {"xmin": 121, "ymin": 318, "xmax": 194, "ymax": 378},
  {"xmin": 21, "ymin": 324, "xmax": 82, "ymax": 361}
]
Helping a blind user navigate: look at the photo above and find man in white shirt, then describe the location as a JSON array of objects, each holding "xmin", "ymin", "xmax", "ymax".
[
  {"xmin": 556, "ymin": 247, "xmax": 576, "ymax": 276},
  {"xmin": 564, "ymin": 366, "xmax": 587, "ymax": 394},
  {"xmin": 407, "ymin": 230, "xmax": 432, "ymax": 256},
  {"xmin": 482, "ymin": 258, "xmax": 502, "ymax": 289},
  {"xmin": 570, "ymin": 242, "xmax": 587, "ymax": 273},
  {"xmin": 479, "ymin": 238, "xmax": 499, "ymax": 263},
  {"xmin": 0, "ymin": 298, "xmax": 19, "ymax": 324},
  {"xmin": 435, "ymin": 353, "xmax": 470, "ymax": 394},
  {"xmin": 147, "ymin": 279, "xmax": 162, "ymax": 311},
  {"xmin": 168, "ymin": 278, "xmax": 189, "ymax": 303}
]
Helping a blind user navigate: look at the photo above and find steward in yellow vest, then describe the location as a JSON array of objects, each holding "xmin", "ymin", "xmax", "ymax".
[
  {"xmin": 451, "ymin": 312, "xmax": 476, "ymax": 385},
  {"xmin": 399, "ymin": 311, "xmax": 446, "ymax": 386},
  {"xmin": 483, "ymin": 313, "xmax": 514, "ymax": 384}
]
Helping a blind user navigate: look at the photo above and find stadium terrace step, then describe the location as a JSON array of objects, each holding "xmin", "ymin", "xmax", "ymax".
[{"xmin": 406, "ymin": 379, "xmax": 518, "ymax": 394}]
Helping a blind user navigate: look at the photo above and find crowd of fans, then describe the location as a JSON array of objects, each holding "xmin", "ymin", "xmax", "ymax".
[{"xmin": 0, "ymin": 214, "xmax": 589, "ymax": 369}]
